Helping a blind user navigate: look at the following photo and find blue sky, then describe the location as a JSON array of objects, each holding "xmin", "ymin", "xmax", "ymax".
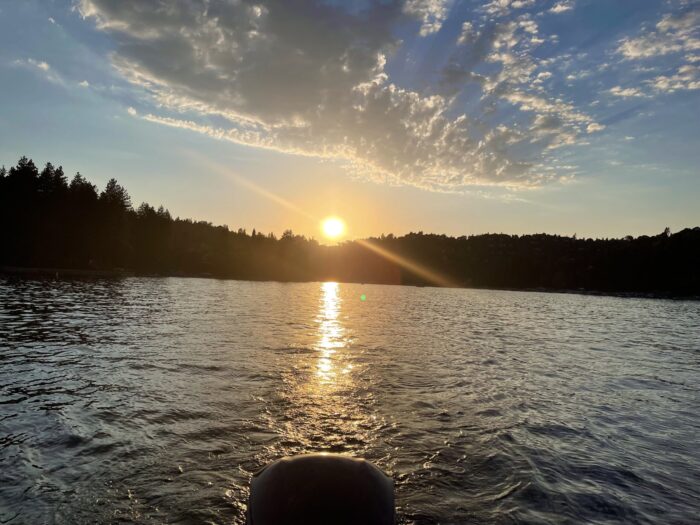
[{"xmin": 0, "ymin": 0, "xmax": 698, "ymax": 240}]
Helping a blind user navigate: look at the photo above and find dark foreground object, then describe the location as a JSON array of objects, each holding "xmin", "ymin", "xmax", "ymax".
[{"xmin": 247, "ymin": 454, "xmax": 394, "ymax": 525}]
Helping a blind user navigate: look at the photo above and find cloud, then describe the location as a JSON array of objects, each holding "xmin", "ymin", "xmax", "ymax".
[
  {"xmin": 501, "ymin": 89, "xmax": 602, "ymax": 143},
  {"xmin": 608, "ymin": 86, "xmax": 646, "ymax": 98},
  {"xmin": 13, "ymin": 58, "xmax": 65, "ymax": 85},
  {"xmin": 617, "ymin": 8, "xmax": 700, "ymax": 60},
  {"xmin": 565, "ymin": 70, "xmax": 592, "ymax": 82},
  {"xmin": 80, "ymin": 0, "xmax": 603, "ymax": 190},
  {"xmin": 27, "ymin": 58, "xmax": 50, "ymax": 71},
  {"xmin": 549, "ymin": 1, "xmax": 574, "ymax": 14},
  {"xmin": 612, "ymin": 6, "xmax": 700, "ymax": 98},
  {"xmin": 483, "ymin": 0, "xmax": 537, "ymax": 17},
  {"xmin": 648, "ymin": 64, "xmax": 700, "ymax": 92},
  {"xmin": 48, "ymin": 17, "xmax": 56, "ymax": 24},
  {"xmin": 404, "ymin": 0, "xmax": 453, "ymax": 36},
  {"xmin": 457, "ymin": 21, "xmax": 475, "ymax": 45}
]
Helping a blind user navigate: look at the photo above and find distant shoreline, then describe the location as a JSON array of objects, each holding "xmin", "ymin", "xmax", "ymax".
[
  {"xmin": 3, "ymin": 157, "xmax": 699, "ymax": 298},
  {"xmin": 2, "ymin": 266, "xmax": 698, "ymax": 301},
  {"xmin": 0, "ymin": 266, "xmax": 131, "ymax": 278}
]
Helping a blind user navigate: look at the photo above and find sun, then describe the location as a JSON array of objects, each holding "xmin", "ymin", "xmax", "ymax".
[{"xmin": 321, "ymin": 217, "xmax": 346, "ymax": 240}]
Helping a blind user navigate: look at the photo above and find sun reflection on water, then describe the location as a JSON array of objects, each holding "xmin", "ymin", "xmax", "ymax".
[
  {"xmin": 275, "ymin": 281, "xmax": 380, "ymax": 455},
  {"xmin": 316, "ymin": 282, "xmax": 349, "ymax": 383}
]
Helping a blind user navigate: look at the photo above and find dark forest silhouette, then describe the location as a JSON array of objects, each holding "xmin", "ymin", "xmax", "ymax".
[{"xmin": 1, "ymin": 156, "xmax": 699, "ymax": 295}]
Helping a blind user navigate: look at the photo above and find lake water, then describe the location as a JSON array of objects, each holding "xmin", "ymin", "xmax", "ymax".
[{"xmin": 1, "ymin": 277, "xmax": 698, "ymax": 524}]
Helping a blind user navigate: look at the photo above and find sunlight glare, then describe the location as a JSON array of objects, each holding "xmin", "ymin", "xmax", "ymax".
[
  {"xmin": 317, "ymin": 281, "xmax": 342, "ymax": 382},
  {"xmin": 321, "ymin": 217, "xmax": 346, "ymax": 240}
]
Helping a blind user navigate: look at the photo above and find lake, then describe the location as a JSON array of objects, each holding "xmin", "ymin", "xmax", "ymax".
[{"xmin": 1, "ymin": 277, "xmax": 698, "ymax": 524}]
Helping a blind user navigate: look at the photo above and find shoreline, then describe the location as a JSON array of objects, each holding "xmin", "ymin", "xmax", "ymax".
[
  {"xmin": 0, "ymin": 266, "xmax": 132, "ymax": 278},
  {"xmin": 2, "ymin": 265, "xmax": 697, "ymax": 301}
]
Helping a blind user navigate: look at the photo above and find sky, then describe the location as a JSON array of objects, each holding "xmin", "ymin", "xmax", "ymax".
[{"xmin": 0, "ymin": 0, "xmax": 698, "ymax": 241}]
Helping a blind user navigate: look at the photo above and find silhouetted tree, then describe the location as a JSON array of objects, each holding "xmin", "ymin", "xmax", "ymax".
[
  {"xmin": 66, "ymin": 173, "xmax": 100, "ymax": 267},
  {"xmin": 97, "ymin": 178, "xmax": 132, "ymax": 267},
  {"xmin": 1, "ymin": 156, "xmax": 699, "ymax": 296}
]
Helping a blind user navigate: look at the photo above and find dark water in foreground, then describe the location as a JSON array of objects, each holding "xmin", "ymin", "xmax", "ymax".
[{"xmin": 1, "ymin": 277, "xmax": 698, "ymax": 524}]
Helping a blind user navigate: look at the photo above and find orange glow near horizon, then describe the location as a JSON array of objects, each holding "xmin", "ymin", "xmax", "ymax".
[{"xmin": 189, "ymin": 153, "xmax": 455, "ymax": 287}]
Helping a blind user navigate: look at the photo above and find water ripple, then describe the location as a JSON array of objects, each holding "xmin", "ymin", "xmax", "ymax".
[{"xmin": 1, "ymin": 277, "xmax": 699, "ymax": 523}]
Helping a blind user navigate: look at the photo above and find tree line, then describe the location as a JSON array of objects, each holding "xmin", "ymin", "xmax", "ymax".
[{"xmin": 1, "ymin": 156, "xmax": 698, "ymax": 296}]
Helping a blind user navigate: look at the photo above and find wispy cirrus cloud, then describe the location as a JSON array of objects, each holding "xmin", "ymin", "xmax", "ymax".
[
  {"xmin": 549, "ymin": 1, "xmax": 574, "ymax": 14},
  {"xmin": 13, "ymin": 58, "xmax": 64, "ymax": 85},
  {"xmin": 20, "ymin": 58, "xmax": 50, "ymax": 72},
  {"xmin": 13, "ymin": 57, "xmax": 94, "ymax": 89}
]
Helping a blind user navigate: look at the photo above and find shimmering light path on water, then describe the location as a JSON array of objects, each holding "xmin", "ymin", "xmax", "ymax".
[{"xmin": 0, "ymin": 277, "xmax": 698, "ymax": 524}]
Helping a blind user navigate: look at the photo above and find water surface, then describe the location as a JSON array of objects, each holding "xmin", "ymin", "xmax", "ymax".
[{"xmin": 1, "ymin": 277, "xmax": 698, "ymax": 524}]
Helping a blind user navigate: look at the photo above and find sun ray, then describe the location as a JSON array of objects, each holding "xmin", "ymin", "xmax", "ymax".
[
  {"xmin": 356, "ymin": 239, "xmax": 455, "ymax": 288},
  {"xmin": 185, "ymin": 153, "xmax": 454, "ymax": 287}
]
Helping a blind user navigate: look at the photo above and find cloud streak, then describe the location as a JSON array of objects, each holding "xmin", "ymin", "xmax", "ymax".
[{"xmin": 13, "ymin": 58, "xmax": 66, "ymax": 86}]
